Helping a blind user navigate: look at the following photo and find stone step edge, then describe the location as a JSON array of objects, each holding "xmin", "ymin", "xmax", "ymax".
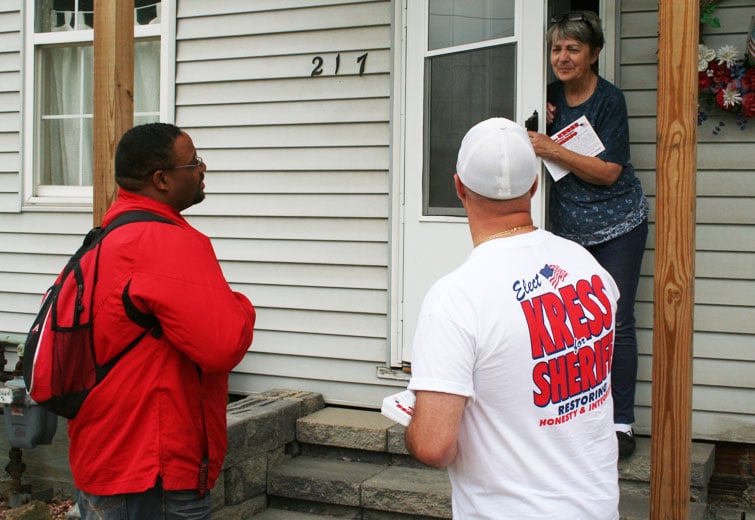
[
  {"xmin": 268, "ymin": 455, "xmax": 452, "ymax": 519},
  {"xmin": 296, "ymin": 407, "xmax": 716, "ymax": 489},
  {"xmin": 250, "ymin": 508, "xmax": 337, "ymax": 519},
  {"xmin": 619, "ymin": 494, "xmax": 708, "ymax": 520},
  {"xmin": 267, "ymin": 455, "xmax": 712, "ymax": 520}
]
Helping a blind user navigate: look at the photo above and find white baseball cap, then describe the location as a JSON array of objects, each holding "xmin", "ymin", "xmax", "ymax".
[{"xmin": 456, "ymin": 117, "xmax": 537, "ymax": 200}]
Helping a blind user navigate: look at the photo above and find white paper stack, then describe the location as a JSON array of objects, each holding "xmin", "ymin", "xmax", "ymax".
[
  {"xmin": 543, "ymin": 115, "xmax": 606, "ymax": 181},
  {"xmin": 380, "ymin": 389, "xmax": 416, "ymax": 427}
]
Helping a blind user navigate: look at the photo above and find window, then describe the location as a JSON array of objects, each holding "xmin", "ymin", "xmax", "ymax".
[
  {"xmin": 24, "ymin": 1, "xmax": 170, "ymax": 203},
  {"xmin": 423, "ymin": 0, "xmax": 516, "ymax": 216}
]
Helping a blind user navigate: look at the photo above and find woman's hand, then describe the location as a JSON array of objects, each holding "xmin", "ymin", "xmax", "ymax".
[
  {"xmin": 527, "ymin": 130, "xmax": 622, "ymax": 186},
  {"xmin": 528, "ymin": 131, "xmax": 557, "ymax": 160},
  {"xmin": 546, "ymin": 102, "xmax": 556, "ymax": 125}
]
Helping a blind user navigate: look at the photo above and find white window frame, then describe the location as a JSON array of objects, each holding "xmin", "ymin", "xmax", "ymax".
[{"xmin": 21, "ymin": 1, "xmax": 176, "ymax": 208}]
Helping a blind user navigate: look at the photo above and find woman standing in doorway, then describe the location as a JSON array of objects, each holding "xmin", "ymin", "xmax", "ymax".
[{"xmin": 528, "ymin": 10, "xmax": 649, "ymax": 459}]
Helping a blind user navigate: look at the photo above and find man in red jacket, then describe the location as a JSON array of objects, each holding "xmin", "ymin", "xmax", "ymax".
[{"xmin": 71, "ymin": 123, "xmax": 256, "ymax": 519}]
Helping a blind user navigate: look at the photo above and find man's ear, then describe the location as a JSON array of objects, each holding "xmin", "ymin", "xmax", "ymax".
[
  {"xmin": 529, "ymin": 176, "xmax": 539, "ymax": 198},
  {"xmin": 150, "ymin": 169, "xmax": 170, "ymax": 192},
  {"xmin": 454, "ymin": 174, "xmax": 467, "ymax": 202}
]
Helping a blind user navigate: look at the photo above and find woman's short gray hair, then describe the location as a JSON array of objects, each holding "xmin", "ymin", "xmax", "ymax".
[{"xmin": 547, "ymin": 10, "xmax": 604, "ymax": 53}]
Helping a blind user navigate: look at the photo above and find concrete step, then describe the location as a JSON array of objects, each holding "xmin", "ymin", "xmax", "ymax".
[
  {"xmin": 267, "ymin": 453, "xmax": 720, "ymax": 520},
  {"xmin": 298, "ymin": 408, "xmax": 716, "ymax": 495},
  {"xmin": 251, "ymin": 508, "xmax": 339, "ymax": 519},
  {"xmin": 296, "ymin": 407, "xmax": 404, "ymax": 453},
  {"xmin": 619, "ymin": 494, "xmax": 707, "ymax": 520},
  {"xmin": 260, "ymin": 407, "xmax": 718, "ymax": 519},
  {"xmin": 268, "ymin": 455, "xmax": 451, "ymax": 519},
  {"xmin": 295, "ymin": 407, "xmax": 418, "ymax": 464},
  {"xmin": 618, "ymin": 435, "xmax": 716, "ymax": 502}
]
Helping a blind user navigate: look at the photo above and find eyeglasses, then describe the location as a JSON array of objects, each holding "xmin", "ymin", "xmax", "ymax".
[
  {"xmin": 549, "ymin": 12, "xmax": 589, "ymax": 25},
  {"xmin": 168, "ymin": 156, "xmax": 203, "ymax": 170}
]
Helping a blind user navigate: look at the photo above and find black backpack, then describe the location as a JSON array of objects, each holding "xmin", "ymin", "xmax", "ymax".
[{"xmin": 22, "ymin": 210, "xmax": 175, "ymax": 418}]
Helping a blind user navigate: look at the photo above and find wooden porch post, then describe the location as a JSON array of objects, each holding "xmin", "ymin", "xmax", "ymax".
[
  {"xmin": 651, "ymin": 1, "xmax": 698, "ymax": 518},
  {"xmin": 92, "ymin": 0, "xmax": 134, "ymax": 226}
]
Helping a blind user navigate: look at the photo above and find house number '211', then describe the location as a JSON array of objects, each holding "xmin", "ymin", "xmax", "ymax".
[{"xmin": 311, "ymin": 53, "xmax": 368, "ymax": 77}]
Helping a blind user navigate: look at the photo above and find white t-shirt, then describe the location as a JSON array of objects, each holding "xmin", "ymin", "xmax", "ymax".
[{"xmin": 408, "ymin": 229, "xmax": 620, "ymax": 520}]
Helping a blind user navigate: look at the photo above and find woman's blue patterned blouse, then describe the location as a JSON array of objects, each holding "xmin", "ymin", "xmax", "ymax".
[{"xmin": 547, "ymin": 76, "xmax": 649, "ymax": 246}]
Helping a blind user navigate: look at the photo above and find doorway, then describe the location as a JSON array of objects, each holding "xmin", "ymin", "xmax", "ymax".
[
  {"xmin": 391, "ymin": 0, "xmax": 616, "ymax": 370},
  {"xmin": 396, "ymin": 1, "xmax": 547, "ymax": 367}
]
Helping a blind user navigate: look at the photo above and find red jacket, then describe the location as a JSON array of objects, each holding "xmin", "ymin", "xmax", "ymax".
[{"xmin": 68, "ymin": 190, "xmax": 256, "ymax": 495}]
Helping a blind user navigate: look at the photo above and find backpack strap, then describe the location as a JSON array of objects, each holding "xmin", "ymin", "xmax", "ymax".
[
  {"xmin": 122, "ymin": 280, "xmax": 163, "ymax": 339},
  {"xmin": 95, "ymin": 324, "xmax": 153, "ymax": 382},
  {"xmin": 81, "ymin": 210, "xmax": 175, "ymax": 252},
  {"xmin": 105, "ymin": 210, "xmax": 175, "ymax": 235},
  {"xmin": 92, "ymin": 211, "xmax": 176, "ymax": 379},
  {"xmin": 105, "ymin": 211, "xmax": 176, "ymax": 338}
]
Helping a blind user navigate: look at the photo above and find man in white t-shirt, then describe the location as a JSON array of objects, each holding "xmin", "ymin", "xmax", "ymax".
[{"xmin": 405, "ymin": 118, "xmax": 620, "ymax": 519}]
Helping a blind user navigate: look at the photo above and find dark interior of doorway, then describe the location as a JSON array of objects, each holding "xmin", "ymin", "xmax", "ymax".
[
  {"xmin": 550, "ymin": 0, "xmax": 600, "ymax": 18},
  {"xmin": 571, "ymin": 0, "xmax": 599, "ymax": 12}
]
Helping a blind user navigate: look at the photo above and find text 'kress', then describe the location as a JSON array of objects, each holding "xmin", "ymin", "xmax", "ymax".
[{"xmin": 519, "ymin": 274, "xmax": 614, "ymax": 409}]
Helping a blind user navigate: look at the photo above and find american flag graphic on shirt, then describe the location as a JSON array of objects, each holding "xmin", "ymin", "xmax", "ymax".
[{"xmin": 540, "ymin": 264, "xmax": 569, "ymax": 288}]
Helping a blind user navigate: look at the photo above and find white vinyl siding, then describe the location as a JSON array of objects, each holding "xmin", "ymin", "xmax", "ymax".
[
  {"xmin": 0, "ymin": 211, "xmax": 93, "ymax": 334},
  {"xmin": 0, "ymin": 3, "xmax": 39, "ymax": 341},
  {"xmin": 621, "ymin": 0, "xmax": 755, "ymax": 443},
  {"xmin": 0, "ymin": 4, "xmax": 21, "ymax": 213},
  {"xmin": 173, "ymin": 0, "xmax": 400, "ymax": 407}
]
